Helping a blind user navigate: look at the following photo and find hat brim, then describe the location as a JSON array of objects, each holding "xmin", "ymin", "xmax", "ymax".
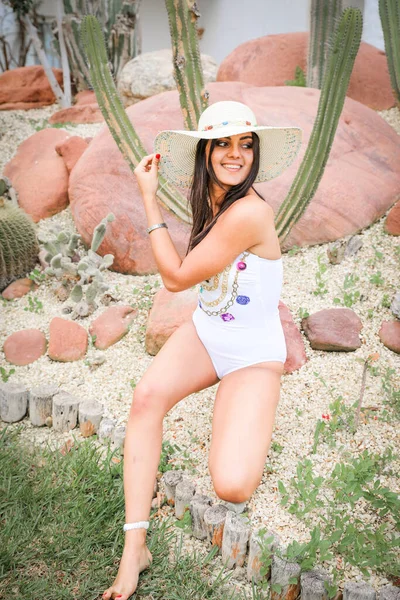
[{"xmin": 154, "ymin": 125, "xmax": 303, "ymax": 189}]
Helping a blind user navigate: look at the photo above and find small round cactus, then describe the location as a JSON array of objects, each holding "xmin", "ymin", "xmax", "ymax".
[{"xmin": 0, "ymin": 197, "xmax": 39, "ymax": 292}]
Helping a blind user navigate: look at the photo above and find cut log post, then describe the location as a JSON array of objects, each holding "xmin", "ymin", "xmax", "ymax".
[
  {"xmin": 203, "ymin": 504, "xmax": 228, "ymax": 551},
  {"xmin": 0, "ymin": 382, "xmax": 29, "ymax": 422},
  {"xmin": 79, "ymin": 399, "xmax": 104, "ymax": 437},
  {"xmin": 98, "ymin": 418, "xmax": 116, "ymax": 443},
  {"xmin": 52, "ymin": 392, "xmax": 81, "ymax": 432},
  {"xmin": 29, "ymin": 384, "xmax": 59, "ymax": 426},
  {"xmin": 162, "ymin": 470, "xmax": 184, "ymax": 506},
  {"xmin": 189, "ymin": 494, "xmax": 212, "ymax": 539},
  {"xmin": 175, "ymin": 478, "xmax": 196, "ymax": 519},
  {"xmin": 343, "ymin": 582, "xmax": 376, "ymax": 600},
  {"xmin": 270, "ymin": 553, "xmax": 301, "ymax": 600},
  {"xmin": 112, "ymin": 425, "xmax": 126, "ymax": 452},
  {"xmin": 247, "ymin": 528, "xmax": 281, "ymax": 583},
  {"xmin": 380, "ymin": 585, "xmax": 400, "ymax": 600},
  {"xmin": 221, "ymin": 510, "xmax": 251, "ymax": 569},
  {"xmin": 300, "ymin": 569, "xmax": 333, "ymax": 600}
]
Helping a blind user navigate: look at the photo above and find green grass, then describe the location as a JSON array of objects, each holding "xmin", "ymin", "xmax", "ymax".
[{"xmin": 0, "ymin": 426, "xmax": 250, "ymax": 600}]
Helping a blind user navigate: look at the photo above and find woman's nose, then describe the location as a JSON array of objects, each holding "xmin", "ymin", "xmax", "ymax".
[{"xmin": 227, "ymin": 144, "xmax": 241, "ymax": 158}]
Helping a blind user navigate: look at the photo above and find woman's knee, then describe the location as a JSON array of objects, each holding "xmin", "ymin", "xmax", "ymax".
[
  {"xmin": 210, "ymin": 468, "xmax": 258, "ymax": 504},
  {"xmin": 129, "ymin": 381, "xmax": 165, "ymax": 419}
]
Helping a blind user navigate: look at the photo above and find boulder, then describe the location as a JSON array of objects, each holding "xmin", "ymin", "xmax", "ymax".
[
  {"xmin": 301, "ymin": 308, "xmax": 363, "ymax": 351},
  {"xmin": 385, "ymin": 199, "xmax": 400, "ymax": 235},
  {"xmin": 3, "ymin": 329, "xmax": 47, "ymax": 365},
  {"xmin": 279, "ymin": 301, "xmax": 307, "ymax": 373},
  {"xmin": 217, "ymin": 33, "xmax": 397, "ymax": 110},
  {"xmin": 74, "ymin": 90, "xmax": 97, "ymax": 105},
  {"xmin": 145, "ymin": 287, "xmax": 198, "ymax": 355},
  {"xmin": 0, "ymin": 65, "xmax": 64, "ymax": 110},
  {"xmin": 48, "ymin": 317, "xmax": 88, "ymax": 361},
  {"xmin": 68, "ymin": 82, "xmax": 400, "ymax": 273},
  {"xmin": 55, "ymin": 136, "xmax": 89, "ymax": 174},
  {"xmin": 48, "ymin": 103, "xmax": 104, "ymax": 125},
  {"xmin": 379, "ymin": 321, "xmax": 400, "ymax": 354},
  {"xmin": 117, "ymin": 48, "xmax": 218, "ymax": 107},
  {"xmin": 1, "ymin": 278, "xmax": 37, "ymax": 300},
  {"xmin": 89, "ymin": 305, "xmax": 137, "ymax": 350},
  {"xmin": 4, "ymin": 128, "xmax": 70, "ymax": 222}
]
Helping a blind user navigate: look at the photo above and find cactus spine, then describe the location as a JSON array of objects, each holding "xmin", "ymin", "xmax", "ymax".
[
  {"xmin": 165, "ymin": 0, "xmax": 208, "ymax": 129},
  {"xmin": 80, "ymin": 15, "xmax": 192, "ymax": 224},
  {"xmin": 379, "ymin": 0, "xmax": 400, "ymax": 105},
  {"xmin": 276, "ymin": 7, "xmax": 363, "ymax": 243},
  {"xmin": 307, "ymin": 0, "xmax": 344, "ymax": 89},
  {"xmin": 0, "ymin": 198, "xmax": 39, "ymax": 292}
]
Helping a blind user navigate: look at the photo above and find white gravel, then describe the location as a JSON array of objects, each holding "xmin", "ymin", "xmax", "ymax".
[{"xmin": 0, "ymin": 102, "xmax": 399, "ymax": 595}]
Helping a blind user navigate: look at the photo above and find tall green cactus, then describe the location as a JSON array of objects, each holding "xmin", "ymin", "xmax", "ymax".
[
  {"xmin": 276, "ymin": 7, "xmax": 363, "ymax": 242},
  {"xmin": 379, "ymin": 0, "xmax": 400, "ymax": 105},
  {"xmin": 307, "ymin": 0, "xmax": 344, "ymax": 89},
  {"xmin": 80, "ymin": 15, "xmax": 192, "ymax": 224},
  {"xmin": 165, "ymin": 0, "xmax": 208, "ymax": 129},
  {"xmin": 0, "ymin": 198, "xmax": 39, "ymax": 292}
]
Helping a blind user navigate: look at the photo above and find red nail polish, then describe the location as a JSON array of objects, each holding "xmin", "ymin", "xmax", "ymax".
[{"xmin": 155, "ymin": 153, "xmax": 161, "ymax": 159}]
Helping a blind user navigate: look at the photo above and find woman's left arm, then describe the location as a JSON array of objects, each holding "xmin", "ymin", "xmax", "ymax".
[{"xmin": 134, "ymin": 153, "xmax": 182, "ymax": 290}]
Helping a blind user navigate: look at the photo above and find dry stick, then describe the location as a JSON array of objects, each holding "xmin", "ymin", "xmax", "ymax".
[{"xmin": 354, "ymin": 358, "xmax": 369, "ymax": 428}]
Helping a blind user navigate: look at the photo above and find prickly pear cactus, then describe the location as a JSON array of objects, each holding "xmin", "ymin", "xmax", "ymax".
[{"xmin": 0, "ymin": 197, "xmax": 39, "ymax": 292}]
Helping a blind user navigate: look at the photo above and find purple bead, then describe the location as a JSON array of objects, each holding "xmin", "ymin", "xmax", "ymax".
[
  {"xmin": 198, "ymin": 300, "xmax": 202, "ymax": 307},
  {"xmin": 221, "ymin": 313, "xmax": 235, "ymax": 321},
  {"xmin": 236, "ymin": 295, "xmax": 250, "ymax": 305},
  {"xmin": 236, "ymin": 261, "xmax": 247, "ymax": 271}
]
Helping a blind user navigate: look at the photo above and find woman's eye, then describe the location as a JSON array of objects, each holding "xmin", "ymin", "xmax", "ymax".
[
  {"xmin": 243, "ymin": 143, "xmax": 253, "ymax": 149},
  {"xmin": 216, "ymin": 140, "xmax": 228, "ymax": 147}
]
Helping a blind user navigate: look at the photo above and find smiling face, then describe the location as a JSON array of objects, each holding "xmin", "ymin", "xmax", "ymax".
[{"xmin": 207, "ymin": 132, "xmax": 255, "ymax": 193}]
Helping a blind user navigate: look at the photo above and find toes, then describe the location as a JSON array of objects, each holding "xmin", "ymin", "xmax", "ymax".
[{"xmin": 102, "ymin": 589, "xmax": 112, "ymax": 599}]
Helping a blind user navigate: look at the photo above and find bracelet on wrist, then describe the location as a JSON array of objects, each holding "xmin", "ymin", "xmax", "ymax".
[{"xmin": 146, "ymin": 222, "xmax": 168, "ymax": 234}]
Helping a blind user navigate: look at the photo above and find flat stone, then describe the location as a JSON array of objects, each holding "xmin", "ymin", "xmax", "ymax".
[
  {"xmin": 48, "ymin": 317, "xmax": 88, "ymax": 361},
  {"xmin": 217, "ymin": 33, "xmax": 396, "ymax": 110},
  {"xmin": 0, "ymin": 65, "xmax": 64, "ymax": 109},
  {"xmin": 302, "ymin": 308, "xmax": 363, "ymax": 351},
  {"xmin": 4, "ymin": 128, "xmax": 70, "ymax": 222},
  {"xmin": 48, "ymin": 104, "xmax": 104, "ymax": 125},
  {"xmin": 54, "ymin": 136, "xmax": 89, "ymax": 174},
  {"xmin": 1, "ymin": 278, "xmax": 37, "ymax": 299},
  {"xmin": 89, "ymin": 305, "xmax": 137, "ymax": 350},
  {"xmin": 379, "ymin": 320, "xmax": 400, "ymax": 354},
  {"xmin": 3, "ymin": 329, "xmax": 47, "ymax": 365}
]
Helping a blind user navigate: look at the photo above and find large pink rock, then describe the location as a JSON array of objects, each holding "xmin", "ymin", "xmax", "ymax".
[
  {"xmin": 379, "ymin": 321, "xmax": 400, "ymax": 354},
  {"xmin": 302, "ymin": 308, "xmax": 362, "ymax": 351},
  {"xmin": 0, "ymin": 66, "xmax": 64, "ymax": 110},
  {"xmin": 279, "ymin": 301, "xmax": 307, "ymax": 373},
  {"xmin": 69, "ymin": 82, "xmax": 400, "ymax": 272},
  {"xmin": 55, "ymin": 136, "xmax": 89, "ymax": 174},
  {"xmin": 217, "ymin": 33, "xmax": 397, "ymax": 111},
  {"xmin": 49, "ymin": 104, "xmax": 104, "ymax": 125},
  {"xmin": 48, "ymin": 317, "xmax": 88, "ymax": 361},
  {"xmin": 3, "ymin": 329, "xmax": 47, "ymax": 365},
  {"xmin": 145, "ymin": 287, "xmax": 198, "ymax": 355},
  {"xmin": 4, "ymin": 128, "xmax": 70, "ymax": 222},
  {"xmin": 89, "ymin": 305, "xmax": 137, "ymax": 350}
]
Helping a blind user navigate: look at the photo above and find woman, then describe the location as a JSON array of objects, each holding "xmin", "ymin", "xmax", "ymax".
[{"xmin": 102, "ymin": 100, "xmax": 302, "ymax": 600}]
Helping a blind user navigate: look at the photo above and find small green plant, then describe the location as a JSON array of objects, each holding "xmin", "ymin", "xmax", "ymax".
[
  {"xmin": 312, "ymin": 253, "xmax": 329, "ymax": 296},
  {"xmin": 174, "ymin": 509, "xmax": 192, "ymax": 534},
  {"xmin": 129, "ymin": 379, "xmax": 136, "ymax": 390},
  {"xmin": 158, "ymin": 439, "xmax": 180, "ymax": 474},
  {"xmin": 287, "ymin": 245, "xmax": 302, "ymax": 257},
  {"xmin": 284, "ymin": 65, "xmax": 307, "ymax": 87},
  {"xmin": 0, "ymin": 366, "xmax": 15, "ymax": 382},
  {"xmin": 295, "ymin": 407, "xmax": 304, "ymax": 418},
  {"xmin": 381, "ymin": 293, "xmax": 391, "ymax": 308},
  {"xmin": 28, "ymin": 267, "xmax": 46, "ymax": 285},
  {"xmin": 298, "ymin": 307, "xmax": 310, "ymax": 319},
  {"xmin": 369, "ymin": 271, "xmax": 385, "ymax": 286},
  {"xmin": 367, "ymin": 308, "xmax": 374, "ymax": 319},
  {"xmin": 23, "ymin": 295, "xmax": 43, "ymax": 313},
  {"xmin": 271, "ymin": 441, "xmax": 284, "ymax": 454},
  {"xmin": 333, "ymin": 273, "xmax": 360, "ymax": 307}
]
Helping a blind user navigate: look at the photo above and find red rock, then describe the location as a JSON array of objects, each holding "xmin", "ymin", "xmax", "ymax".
[
  {"xmin": 4, "ymin": 128, "xmax": 70, "ymax": 222},
  {"xmin": 379, "ymin": 321, "xmax": 400, "ymax": 354},
  {"xmin": 68, "ymin": 82, "xmax": 400, "ymax": 272},
  {"xmin": 279, "ymin": 301, "xmax": 307, "ymax": 373},
  {"xmin": 48, "ymin": 317, "xmax": 88, "ymax": 361},
  {"xmin": 0, "ymin": 65, "xmax": 64, "ymax": 109},
  {"xmin": 1, "ymin": 278, "xmax": 37, "ymax": 299},
  {"xmin": 55, "ymin": 136, "xmax": 89, "ymax": 174},
  {"xmin": 302, "ymin": 308, "xmax": 362, "ymax": 351},
  {"xmin": 89, "ymin": 305, "xmax": 137, "ymax": 350},
  {"xmin": 48, "ymin": 104, "xmax": 104, "ymax": 125},
  {"xmin": 145, "ymin": 287, "xmax": 198, "ymax": 355},
  {"xmin": 385, "ymin": 199, "xmax": 400, "ymax": 235},
  {"xmin": 74, "ymin": 90, "xmax": 97, "ymax": 105},
  {"xmin": 3, "ymin": 329, "xmax": 46, "ymax": 365},
  {"xmin": 217, "ymin": 33, "xmax": 396, "ymax": 110}
]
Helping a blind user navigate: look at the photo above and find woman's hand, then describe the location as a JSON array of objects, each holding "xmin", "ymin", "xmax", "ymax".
[{"xmin": 134, "ymin": 153, "xmax": 161, "ymax": 200}]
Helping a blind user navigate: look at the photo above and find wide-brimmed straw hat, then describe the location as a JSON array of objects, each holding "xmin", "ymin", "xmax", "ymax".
[{"xmin": 154, "ymin": 100, "xmax": 302, "ymax": 188}]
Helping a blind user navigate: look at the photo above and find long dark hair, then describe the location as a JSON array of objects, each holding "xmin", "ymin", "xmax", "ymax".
[{"xmin": 185, "ymin": 132, "xmax": 265, "ymax": 255}]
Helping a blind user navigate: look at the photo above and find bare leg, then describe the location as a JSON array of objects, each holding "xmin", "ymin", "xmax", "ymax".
[{"xmin": 102, "ymin": 320, "xmax": 219, "ymax": 600}]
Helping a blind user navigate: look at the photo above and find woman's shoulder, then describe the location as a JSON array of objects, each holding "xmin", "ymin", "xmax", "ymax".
[{"xmin": 228, "ymin": 194, "xmax": 273, "ymax": 219}]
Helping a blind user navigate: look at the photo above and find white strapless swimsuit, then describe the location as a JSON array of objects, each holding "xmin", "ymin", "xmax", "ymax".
[{"xmin": 191, "ymin": 250, "xmax": 287, "ymax": 380}]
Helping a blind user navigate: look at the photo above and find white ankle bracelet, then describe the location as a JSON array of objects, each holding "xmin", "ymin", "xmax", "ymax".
[{"xmin": 123, "ymin": 521, "xmax": 150, "ymax": 532}]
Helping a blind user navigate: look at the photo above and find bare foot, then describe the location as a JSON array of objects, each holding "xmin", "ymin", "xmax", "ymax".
[{"xmin": 102, "ymin": 544, "xmax": 152, "ymax": 600}]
